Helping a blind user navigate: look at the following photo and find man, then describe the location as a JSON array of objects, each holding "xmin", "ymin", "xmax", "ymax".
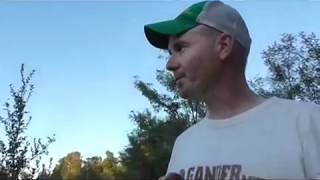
[{"xmin": 144, "ymin": 1, "xmax": 320, "ymax": 179}]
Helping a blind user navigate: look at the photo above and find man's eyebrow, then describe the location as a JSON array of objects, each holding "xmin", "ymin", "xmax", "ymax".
[
  {"xmin": 174, "ymin": 39, "xmax": 188, "ymax": 45},
  {"xmin": 169, "ymin": 39, "xmax": 188, "ymax": 49}
]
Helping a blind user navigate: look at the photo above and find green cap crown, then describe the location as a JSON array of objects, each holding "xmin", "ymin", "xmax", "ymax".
[{"xmin": 144, "ymin": 1, "xmax": 252, "ymax": 51}]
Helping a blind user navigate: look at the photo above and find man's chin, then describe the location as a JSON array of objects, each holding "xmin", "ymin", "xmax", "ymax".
[
  {"xmin": 178, "ymin": 89, "xmax": 196, "ymax": 100},
  {"xmin": 178, "ymin": 87, "xmax": 204, "ymax": 101}
]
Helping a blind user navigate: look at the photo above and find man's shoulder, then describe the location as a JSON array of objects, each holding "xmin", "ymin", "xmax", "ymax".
[
  {"xmin": 269, "ymin": 97, "xmax": 320, "ymax": 129},
  {"xmin": 273, "ymin": 97, "xmax": 320, "ymax": 113},
  {"xmin": 280, "ymin": 98, "xmax": 320, "ymax": 142}
]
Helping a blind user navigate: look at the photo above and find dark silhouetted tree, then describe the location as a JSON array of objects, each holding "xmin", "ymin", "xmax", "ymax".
[
  {"xmin": 119, "ymin": 69, "xmax": 206, "ymax": 179},
  {"xmin": 0, "ymin": 64, "xmax": 55, "ymax": 180},
  {"xmin": 249, "ymin": 32, "xmax": 320, "ymax": 104}
]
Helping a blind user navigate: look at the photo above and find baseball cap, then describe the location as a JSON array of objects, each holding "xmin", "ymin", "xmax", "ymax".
[{"xmin": 144, "ymin": 0, "xmax": 251, "ymax": 50}]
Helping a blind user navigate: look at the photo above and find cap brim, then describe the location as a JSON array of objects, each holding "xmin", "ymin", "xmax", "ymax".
[{"xmin": 144, "ymin": 18, "xmax": 197, "ymax": 49}]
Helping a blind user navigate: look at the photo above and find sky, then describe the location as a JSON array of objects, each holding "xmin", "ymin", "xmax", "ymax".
[{"xmin": 0, "ymin": 0, "xmax": 319, "ymax": 166}]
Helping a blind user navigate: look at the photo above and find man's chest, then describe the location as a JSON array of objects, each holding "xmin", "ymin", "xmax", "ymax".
[{"xmin": 170, "ymin": 124, "xmax": 305, "ymax": 179}]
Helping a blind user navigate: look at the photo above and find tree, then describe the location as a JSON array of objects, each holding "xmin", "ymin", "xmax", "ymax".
[
  {"xmin": 119, "ymin": 70, "xmax": 206, "ymax": 179},
  {"xmin": 36, "ymin": 159, "xmax": 53, "ymax": 180},
  {"xmin": 0, "ymin": 64, "xmax": 55, "ymax": 180},
  {"xmin": 50, "ymin": 157, "xmax": 64, "ymax": 180},
  {"xmin": 50, "ymin": 151, "xmax": 125, "ymax": 180},
  {"xmin": 101, "ymin": 151, "xmax": 126, "ymax": 180},
  {"xmin": 62, "ymin": 152, "xmax": 82, "ymax": 180},
  {"xmin": 249, "ymin": 32, "xmax": 320, "ymax": 104},
  {"xmin": 80, "ymin": 156, "xmax": 103, "ymax": 180}
]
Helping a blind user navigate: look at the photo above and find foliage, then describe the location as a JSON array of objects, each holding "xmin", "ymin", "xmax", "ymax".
[
  {"xmin": 249, "ymin": 32, "xmax": 320, "ymax": 104},
  {"xmin": 0, "ymin": 64, "xmax": 55, "ymax": 180}
]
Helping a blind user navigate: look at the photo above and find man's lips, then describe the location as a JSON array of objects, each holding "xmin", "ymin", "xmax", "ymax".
[
  {"xmin": 175, "ymin": 76, "xmax": 182, "ymax": 82},
  {"xmin": 174, "ymin": 73, "xmax": 185, "ymax": 84}
]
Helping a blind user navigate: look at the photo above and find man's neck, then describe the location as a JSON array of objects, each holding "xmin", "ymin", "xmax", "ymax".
[{"xmin": 204, "ymin": 80, "xmax": 266, "ymax": 120}]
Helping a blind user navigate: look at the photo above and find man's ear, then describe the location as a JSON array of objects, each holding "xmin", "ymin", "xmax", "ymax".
[{"xmin": 216, "ymin": 33, "xmax": 233, "ymax": 61}]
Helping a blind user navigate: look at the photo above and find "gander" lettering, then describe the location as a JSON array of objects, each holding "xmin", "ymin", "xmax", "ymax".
[{"xmin": 179, "ymin": 164, "xmax": 265, "ymax": 180}]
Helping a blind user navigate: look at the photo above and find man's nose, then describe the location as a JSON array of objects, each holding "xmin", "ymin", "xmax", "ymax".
[{"xmin": 166, "ymin": 56, "xmax": 179, "ymax": 72}]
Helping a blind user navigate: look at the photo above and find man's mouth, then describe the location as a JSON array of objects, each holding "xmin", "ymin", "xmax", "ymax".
[{"xmin": 175, "ymin": 75, "xmax": 185, "ymax": 86}]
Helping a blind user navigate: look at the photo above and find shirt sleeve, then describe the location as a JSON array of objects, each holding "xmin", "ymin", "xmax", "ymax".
[{"xmin": 298, "ymin": 103, "xmax": 320, "ymax": 179}]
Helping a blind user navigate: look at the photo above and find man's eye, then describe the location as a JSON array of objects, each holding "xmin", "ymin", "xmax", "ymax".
[{"xmin": 174, "ymin": 44, "xmax": 184, "ymax": 52}]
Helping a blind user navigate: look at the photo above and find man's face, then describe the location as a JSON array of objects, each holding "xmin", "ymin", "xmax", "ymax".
[{"xmin": 167, "ymin": 25, "xmax": 223, "ymax": 100}]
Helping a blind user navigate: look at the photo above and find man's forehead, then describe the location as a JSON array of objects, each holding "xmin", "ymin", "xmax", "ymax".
[
  {"xmin": 168, "ymin": 25, "xmax": 212, "ymax": 47},
  {"xmin": 169, "ymin": 26, "xmax": 199, "ymax": 43}
]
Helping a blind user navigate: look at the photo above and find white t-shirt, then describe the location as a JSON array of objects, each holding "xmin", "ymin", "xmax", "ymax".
[{"xmin": 166, "ymin": 97, "xmax": 320, "ymax": 179}]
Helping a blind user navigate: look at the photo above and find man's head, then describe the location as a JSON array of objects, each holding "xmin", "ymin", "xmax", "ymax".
[{"xmin": 144, "ymin": 1, "xmax": 251, "ymax": 100}]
